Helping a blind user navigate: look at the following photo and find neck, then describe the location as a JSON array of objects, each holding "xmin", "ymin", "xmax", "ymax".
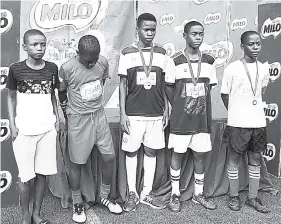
[
  {"xmin": 185, "ymin": 45, "xmax": 199, "ymax": 58},
  {"xmin": 26, "ymin": 57, "xmax": 44, "ymax": 66},
  {"xmin": 138, "ymin": 40, "xmax": 152, "ymax": 48},
  {"xmin": 244, "ymin": 54, "xmax": 256, "ymax": 63}
]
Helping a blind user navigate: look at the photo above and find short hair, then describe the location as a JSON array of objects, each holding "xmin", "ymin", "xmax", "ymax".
[
  {"xmin": 137, "ymin": 13, "xmax": 157, "ymax": 28},
  {"xmin": 78, "ymin": 35, "xmax": 100, "ymax": 55},
  {"xmin": 23, "ymin": 29, "xmax": 46, "ymax": 44},
  {"xmin": 184, "ymin": 21, "xmax": 204, "ymax": 34},
  {"xmin": 241, "ymin": 31, "xmax": 260, "ymax": 44}
]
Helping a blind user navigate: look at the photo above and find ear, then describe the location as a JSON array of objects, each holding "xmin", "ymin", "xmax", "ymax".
[
  {"xmin": 22, "ymin": 43, "xmax": 27, "ymax": 51},
  {"xmin": 76, "ymin": 50, "xmax": 79, "ymax": 55},
  {"xmin": 183, "ymin": 32, "xmax": 187, "ymax": 40},
  {"xmin": 240, "ymin": 43, "xmax": 244, "ymax": 51}
]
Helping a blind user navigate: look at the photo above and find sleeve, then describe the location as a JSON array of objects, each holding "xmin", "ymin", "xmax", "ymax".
[
  {"xmin": 118, "ymin": 53, "xmax": 128, "ymax": 77},
  {"xmin": 58, "ymin": 66, "xmax": 67, "ymax": 91},
  {"xmin": 103, "ymin": 58, "xmax": 110, "ymax": 80},
  {"xmin": 261, "ymin": 61, "xmax": 270, "ymax": 88},
  {"xmin": 6, "ymin": 65, "xmax": 17, "ymax": 90},
  {"xmin": 164, "ymin": 56, "xmax": 176, "ymax": 85},
  {"xmin": 209, "ymin": 63, "xmax": 218, "ymax": 86},
  {"xmin": 220, "ymin": 64, "xmax": 233, "ymax": 94},
  {"xmin": 53, "ymin": 64, "xmax": 59, "ymax": 90}
]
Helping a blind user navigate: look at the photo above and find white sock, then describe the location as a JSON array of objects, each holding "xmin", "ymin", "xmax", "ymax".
[
  {"xmin": 194, "ymin": 173, "xmax": 204, "ymax": 196},
  {"xmin": 170, "ymin": 167, "xmax": 181, "ymax": 196},
  {"xmin": 126, "ymin": 155, "xmax": 138, "ymax": 194},
  {"xmin": 142, "ymin": 155, "xmax": 156, "ymax": 197}
]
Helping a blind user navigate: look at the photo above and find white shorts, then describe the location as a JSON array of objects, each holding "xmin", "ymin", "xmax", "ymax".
[
  {"xmin": 12, "ymin": 128, "xmax": 57, "ymax": 182},
  {"xmin": 168, "ymin": 133, "xmax": 212, "ymax": 153},
  {"xmin": 121, "ymin": 118, "xmax": 165, "ymax": 152}
]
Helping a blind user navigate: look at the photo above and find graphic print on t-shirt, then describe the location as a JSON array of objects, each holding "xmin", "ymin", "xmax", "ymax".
[
  {"xmin": 17, "ymin": 80, "xmax": 53, "ymax": 94},
  {"xmin": 79, "ymin": 80, "xmax": 102, "ymax": 102},
  {"xmin": 136, "ymin": 71, "xmax": 157, "ymax": 89}
]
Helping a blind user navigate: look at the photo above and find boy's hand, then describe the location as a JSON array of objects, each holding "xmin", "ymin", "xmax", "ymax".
[
  {"xmin": 163, "ymin": 109, "xmax": 169, "ymax": 130},
  {"xmin": 10, "ymin": 125, "xmax": 19, "ymax": 142},
  {"xmin": 120, "ymin": 113, "xmax": 130, "ymax": 135},
  {"xmin": 55, "ymin": 119, "xmax": 60, "ymax": 132}
]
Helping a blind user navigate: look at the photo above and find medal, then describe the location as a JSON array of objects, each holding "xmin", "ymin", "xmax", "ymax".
[
  {"xmin": 184, "ymin": 50, "xmax": 202, "ymax": 86},
  {"xmin": 191, "ymin": 89, "xmax": 199, "ymax": 98},
  {"xmin": 241, "ymin": 58, "xmax": 259, "ymax": 106},
  {"xmin": 138, "ymin": 43, "xmax": 154, "ymax": 90}
]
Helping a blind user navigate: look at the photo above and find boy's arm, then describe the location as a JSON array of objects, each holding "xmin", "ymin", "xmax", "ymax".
[
  {"xmin": 163, "ymin": 86, "xmax": 169, "ymax": 129},
  {"xmin": 7, "ymin": 89, "xmax": 18, "ymax": 141},
  {"xmin": 220, "ymin": 64, "xmax": 232, "ymax": 110},
  {"xmin": 58, "ymin": 66, "xmax": 68, "ymax": 119},
  {"xmin": 119, "ymin": 77, "xmax": 130, "ymax": 134},
  {"xmin": 165, "ymin": 84, "xmax": 174, "ymax": 105},
  {"xmin": 221, "ymin": 94, "xmax": 229, "ymax": 110}
]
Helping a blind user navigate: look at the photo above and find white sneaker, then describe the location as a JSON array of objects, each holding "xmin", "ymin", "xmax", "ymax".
[
  {"xmin": 72, "ymin": 203, "xmax": 86, "ymax": 223},
  {"xmin": 100, "ymin": 197, "xmax": 123, "ymax": 214}
]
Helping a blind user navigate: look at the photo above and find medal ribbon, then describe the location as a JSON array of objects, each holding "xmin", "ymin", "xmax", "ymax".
[
  {"xmin": 241, "ymin": 58, "xmax": 259, "ymax": 97},
  {"xmin": 185, "ymin": 50, "xmax": 202, "ymax": 86},
  {"xmin": 138, "ymin": 43, "xmax": 154, "ymax": 77}
]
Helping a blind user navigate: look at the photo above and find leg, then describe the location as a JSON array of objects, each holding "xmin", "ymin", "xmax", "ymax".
[
  {"xmin": 247, "ymin": 150, "xmax": 261, "ymax": 199},
  {"xmin": 32, "ymin": 174, "xmax": 46, "ymax": 224},
  {"xmin": 18, "ymin": 180, "xmax": 31, "ymax": 224},
  {"xmin": 193, "ymin": 151, "xmax": 205, "ymax": 196},
  {"xmin": 170, "ymin": 151, "xmax": 183, "ymax": 196},
  {"xmin": 227, "ymin": 149, "xmax": 241, "ymax": 198}
]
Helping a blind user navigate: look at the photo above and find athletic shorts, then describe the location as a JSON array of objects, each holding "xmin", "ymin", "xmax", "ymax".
[
  {"xmin": 168, "ymin": 133, "xmax": 212, "ymax": 153},
  {"xmin": 68, "ymin": 107, "xmax": 114, "ymax": 164},
  {"xmin": 121, "ymin": 117, "xmax": 165, "ymax": 152},
  {"xmin": 226, "ymin": 126, "xmax": 267, "ymax": 154},
  {"xmin": 12, "ymin": 128, "xmax": 57, "ymax": 183}
]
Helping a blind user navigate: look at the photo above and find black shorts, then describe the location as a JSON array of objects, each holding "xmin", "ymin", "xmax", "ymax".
[{"xmin": 226, "ymin": 126, "xmax": 267, "ymax": 154}]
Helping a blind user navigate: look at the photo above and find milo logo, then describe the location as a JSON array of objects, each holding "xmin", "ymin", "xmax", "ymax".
[
  {"xmin": 0, "ymin": 9, "xmax": 13, "ymax": 34},
  {"xmin": 0, "ymin": 119, "xmax": 10, "ymax": 142},
  {"xmin": 264, "ymin": 103, "xmax": 278, "ymax": 122},
  {"xmin": 30, "ymin": 0, "xmax": 108, "ymax": 33},
  {"xmin": 263, "ymin": 143, "xmax": 276, "ymax": 162},
  {"xmin": 269, "ymin": 62, "xmax": 281, "ymax": 82},
  {"xmin": 0, "ymin": 171, "xmax": 12, "ymax": 194},
  {"xmin": 0, "ymin": 67, "xmax": 9, "ymax": 90},
  {"xmin": 261, "ymin": 17, "xmax": 281, "ymax": 39}
]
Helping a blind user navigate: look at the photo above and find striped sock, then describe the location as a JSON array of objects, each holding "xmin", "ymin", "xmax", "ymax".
[
  {"xmin": 227, "ymin": 166, "xmax": 239, "ymax": 197},
  {"xmin": 194, "ymin": 173, "xmax": 204, "ymax": 196},
  {"xmin": 170, "ymin": 167, "xmax": 180, "ymax": 196},
  {"xmin": 248, "ymin": 165, "xmax": 261, "ymax": 199}
]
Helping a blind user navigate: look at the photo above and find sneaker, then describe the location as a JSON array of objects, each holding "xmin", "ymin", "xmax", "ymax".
[
  {"xmin": 168, "ymin": 194, "xmax": 181, "ymax": 212},
  {"xmin": 228, "ymin": 196, "xmax": 241, "ymax": 211},
  {"xmin": 245, "ymin": 197, "xmax": 271, "ymax": 213},
  {"xmin": 100, "ymin": 197, "xmax": 123, "ymax": 214},
  {"xmin": 72, "ymin": 203, "xmax": 86, "ymax": 223},
  {"xmin": 140, "ymin": 194, "xmax": 166, "ymax": 210},
  {"xmin": 123, "ymin": 191, "xmax": 139, "ymax": 212},
  {"xmin": 192, "ymin": 194, "xmax": 217, "ymax": 210}
]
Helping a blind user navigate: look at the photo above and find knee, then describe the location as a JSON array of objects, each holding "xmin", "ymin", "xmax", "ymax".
[
  {"xmin": 144, "ymin": 147, "xmax": 156, "ymax": 157},
  {"xmin": 102, "ymin": 152, "xmax": 116, "ymax": 163},
  {"xmin": 193, "ymin": 152, "xmax": 205, "ymax": 163},
  {"xmin": 248, "ymin": 152, "xmax": 261, "ymax": 166}
]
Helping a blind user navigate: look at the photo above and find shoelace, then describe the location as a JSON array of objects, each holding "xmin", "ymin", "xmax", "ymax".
[
  {"xmin": 128, "ymin": 192, "xmax": 137, "ymax": 202},
  {"xmin": 74, "ymin": 204, "xmax": 83, "ymax": 215},
  {"xmin": 171, "ymin": 194, "xmax": 180, "ymax": 204},
  {"xmin": 144, "ymin": 195, "xmax": 153, "ymax": 203}
]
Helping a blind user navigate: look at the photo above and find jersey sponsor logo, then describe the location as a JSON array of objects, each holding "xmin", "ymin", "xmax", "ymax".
[
  {"xmin": 264, "ymin": 103, "xmax": 278, "ymax": 122},
  {"xmin": 269, "ymin": 62, "xmax": 281, "ymax": 82},
  {"xmin": 200, "ymin": 40, "xmax": 234, "ymax": 67},
  {"xmin": 204, "ymin": 12, "xmax": 221, "ymax": 25},
  {"xmin": 0, "ymin": 67, "xmax": 9, "ymax": 90},
  {"xmin": 79, "ymin": 80, "xmax": 102, "ymax": 101},
  {"xmin": 261, "ymin": 17, "xmax": 281, "ymax": 39},
  {"xmin": 162, "ymin": 43, "xmax": 175, "ymax": 57},
  {"xmin": 230, "ymin": 18, "xmax": 248, "ymax": 31},
  {"xmin": 193, "ymin": 0, "xmax": 209, "ymax": 5},
  {"xmin": 30, "ymin": 0, "xmax": 108, "ymax": 33},
  {"xmin": 0, "ymin": 9, "xmax": 13, "ymax": 35},
  {"xmin": 0, "ymin": 119, "xmax": 10, "ymax": 143},
  {"xmin": 174, "ymin": 19, "xmax": 197, "ymax": 33},
  {"xmin": 263, "ymin": 143, "xmax": 276, "ymax": 161},
  {"xmin": 160, "ymin": 13, "xmax": 175, "ymax": 26},
  {"xmin": 136, "ymin": 72, "xmax": 156, "ymax": 90},
  {"xmin": 0, "ymin": 171, "xmax": 12, "ymax": 194}
]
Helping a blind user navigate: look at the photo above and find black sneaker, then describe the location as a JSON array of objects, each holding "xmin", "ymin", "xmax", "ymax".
[
  {"xmin": 140, "ymin": 194, "xmax": 166, "ymax": 210},
  {"xmin": 192, "ymin": 194, "xmax": 217, "ymax": 210},
  {"xmin": 72, "ymin": 203, "xmax": 86, "ymax": 223},
  {"xmin": 100, "ymin": 197, "xmax": 123, "ymax": 214},
  {"xmin": 123, "ymin": 191, "xmax": 139, "ymax": 212},
  {"xmin": 168, "ymin": 194, "xmax": 181, "ymax": 212},
  {"xmin": 228, "ymin": 196, "xmax": 241, "ymax": 211},
  {"xmin": 245, "ymin": 197, "xmax": 271, "ymax": 213}
]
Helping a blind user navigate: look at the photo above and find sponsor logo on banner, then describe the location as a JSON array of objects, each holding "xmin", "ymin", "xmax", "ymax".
[
  {"xmin": 200, "ymin": 41, "xmax": 234, "ymax": 67},
  {"xmin": 0, "ymin": 67, "xmax": 9, "ymax": 90},
  {"xmin": 160, "ymin": 13, "xmax": 175, "ymax": 26},
  {"xmin": 255, "ymin": 16, "xmax": 258, "ymax": 25},
  {"xmin": 193, "ymin": 0, "xmax": 209, "ymax": 5},
  {"xmin": 0, "ymin": 9, "xmax": 13, "ymax": 34},
  {"xmin": 0, "ymin": 171, "xmax": 12, "ymax": 194},
  {"xmin": 174, "ymin": 19, "xmax": 197, "ymax": 33},
  {"xmin": 263, "ymin": 143, "xmax": 276, "ymax": 161},
  {"xmin": 264, "ymin": 103, "xmax": 278, "ymax": 122},
  {"xmin": 163, "ymin": 43, "xmax": 176, "ymax": 57},
  {"xmin": 30, "ymin": 0, "xmax": 108, "ymax": 33},
  {"xmin": 261, "ymin": 17, "xmax": 281, "ymax": 39},
  {"xmin": 269, "ymin": 62, "xmax": 281, "ymax": 82},
  {"xmin": 230, "ymin": 18, "xmax": 248, "ymax": 31},
  {"xmin": 0, "ymin": 119, "xmax": 10, "ymax": 142},
  {"xmin": 204, "ymin": 12, "xmax": 221, "ymax": 25}
]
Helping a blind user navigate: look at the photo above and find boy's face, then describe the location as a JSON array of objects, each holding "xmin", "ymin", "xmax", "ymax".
[
  {"xmin": 78, "ymin": 52, "xmax": 99, "ymax": 69},
  {"xmin": 23, "ymin": 34, "xmax": 46, "ymax": 60},
  {"xmin": 241, "ymin": 34, "xmax": 261, "ymax": 60},
  {"xmin": 183, "ymin": 25, "xmax": 204, "ymax": 49},
  {"xmin": 137, "ymin": 20, "xmax": 157, "ymax": 46}
]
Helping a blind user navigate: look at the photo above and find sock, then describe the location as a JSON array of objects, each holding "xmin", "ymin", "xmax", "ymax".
[
  {"xmin": 142, "ymin": 155, "xmax": 156, "ymax": 197},
  {"xmin": 248, "ymin": 165, "xmax": 261, "ymax": 199},
  {"xmin": 194, "ymin": 173, "xmax": 204, "ymax": 196},
  {"xmin": 99, "ymin": 183, "xmax": 111, "ymax": 199},
  {"xmin": 72, "ymin": 189, "xmax": 83, "ymax": 205},
  {"xmin": 227, "ymin": 165, "xmax": 239, "ymax": 197},
  {"xmin": 170, "ymin": 167, "xmax": 181, "ymax": 196},
  {"xmin": 126, "ymin": 155, "xmax": 138, "ymax": 194}
]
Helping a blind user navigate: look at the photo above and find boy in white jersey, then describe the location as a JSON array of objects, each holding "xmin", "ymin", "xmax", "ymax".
[
  {"xmin": 119, "ymin": 13, "xmax": 170, "ymax": 211},
  {"xmin": 7, "ymin": 29, "xmax": 59, "ymax": 224},
  {"xmin": 221, "ymin": 31, "xmax": 271, "ymax": 213},
  {"xmin": 165, "ymin": 21, "xmax": 218, "ymax": 212}
]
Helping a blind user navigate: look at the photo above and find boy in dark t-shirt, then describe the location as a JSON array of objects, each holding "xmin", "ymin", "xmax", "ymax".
[{"xmin": 165, "ymin": 21, "xmax": 217, "ymax": 212}]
